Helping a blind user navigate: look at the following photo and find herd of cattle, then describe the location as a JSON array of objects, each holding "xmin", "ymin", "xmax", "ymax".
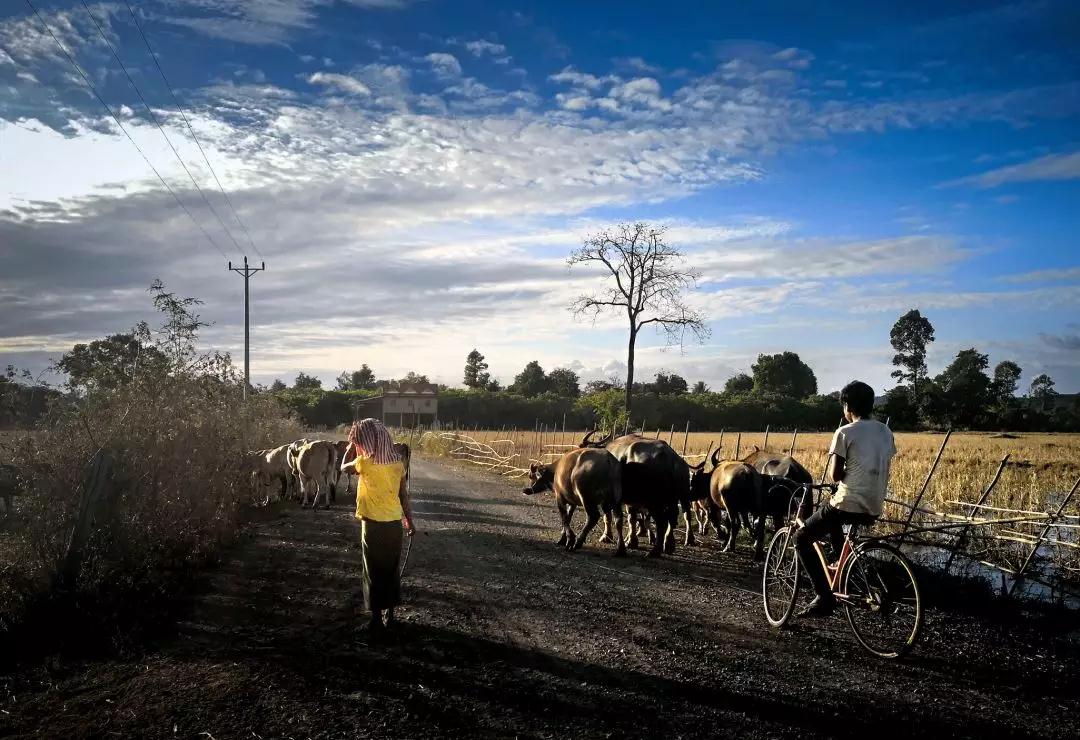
[
  {"xmin": 524, "ymin": 430, "xmax": 813, "ymax": 560},
  {"xmin": 243, "ymin": 438, "xmax": 411, "ymax": 508}
]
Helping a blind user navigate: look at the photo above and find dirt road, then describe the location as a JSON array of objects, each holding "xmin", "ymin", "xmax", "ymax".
[{"xmin": 3, "ymin": 457, "xmax": 1078, "ymax": 739}]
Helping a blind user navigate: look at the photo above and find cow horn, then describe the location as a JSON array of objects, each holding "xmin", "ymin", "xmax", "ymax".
[
  {"xmin": 597, "ymin": 430, "xmax": 613, "ymax": 446},
  {"xmin": 710, "ymin": 446, "xmax": 722, "ymax": 468},
  {"xmin": 580, "ymin": 429, "xmax": 597, "ymax": 447}
]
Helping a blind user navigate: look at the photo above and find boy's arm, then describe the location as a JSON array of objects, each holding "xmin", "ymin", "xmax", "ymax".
[
  {"xmin": 398, "ymin": 474, "xmax": 415, "ymax": 535},
  {"xmin": 827, "ymin": 427, "xmax": 847, "ymax": 483}
]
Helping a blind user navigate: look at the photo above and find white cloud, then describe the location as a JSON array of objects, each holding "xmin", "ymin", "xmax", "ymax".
[
  {"xmin": 425, "ymin": 52, "xmax": 462, "ymax": 77},
  {"xmin": 999, "ymin": 267, "xmax": 1080, "ymax": 284},
  {"xmin": 464, "ymin": 40, "xmax": 507, "ymax": 57},
  {"xmin": 942, "ymin": 150, "xmax": 1080, "ymax": 188},
  {"xmin": 306, "ymin": 71, "xmax": 371, "ymax": 95}
]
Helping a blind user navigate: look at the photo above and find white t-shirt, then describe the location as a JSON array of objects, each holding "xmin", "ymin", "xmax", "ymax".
[{"xmin": 828, "ymin": 419, "xmax": 896, "ymax": 516}]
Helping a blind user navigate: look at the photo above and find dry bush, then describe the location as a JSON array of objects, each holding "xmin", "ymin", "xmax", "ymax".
[{"xmin": 0, "ymin": 284, "xmax": 304, "ymax": 651}]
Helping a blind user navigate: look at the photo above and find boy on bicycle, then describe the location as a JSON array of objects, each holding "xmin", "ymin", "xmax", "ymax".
[{"xmin": 795, "ymin": 380, "xmax": 896, "ymax": 617}]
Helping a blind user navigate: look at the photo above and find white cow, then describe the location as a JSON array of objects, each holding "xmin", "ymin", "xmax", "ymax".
[{"xmin": 296, "ymin": 440, "xmax": 338, "ymax": 509}]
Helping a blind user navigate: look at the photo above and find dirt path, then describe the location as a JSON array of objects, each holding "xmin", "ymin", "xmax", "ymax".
[{"xmin": 3, "ymin": 456, "xmax": 1078, "ymax": 739}]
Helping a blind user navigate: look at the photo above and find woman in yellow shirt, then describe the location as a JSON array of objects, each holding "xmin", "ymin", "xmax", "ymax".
[{"xmin": 339, "ymin": 418, "xmax": 415, "ymax": 633}]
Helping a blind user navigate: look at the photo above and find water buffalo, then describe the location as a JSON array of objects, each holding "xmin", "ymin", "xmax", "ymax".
[
  {"xmin": 741, "ymin": 447, "xmax": 814, "ymax": 520},
  {"xmin": 579, "ymin": 430, "xmax": 692, "ymax": 556},
  {"xmin": 523, "ymin": 447, "xmax": 625, "ymax": 555},
  {"xmin": 689, "ymin": 448, "xmax": 794, "ymax": 561}
]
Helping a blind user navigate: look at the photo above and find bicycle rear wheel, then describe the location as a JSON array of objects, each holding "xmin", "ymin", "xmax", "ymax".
[
  {"xmin": 762, "ymin": 526, "xmax": 800, "ymax": 628},
  {"xmin": 841, "ymin": 543, "xmax": 923, "ymax": 659}
]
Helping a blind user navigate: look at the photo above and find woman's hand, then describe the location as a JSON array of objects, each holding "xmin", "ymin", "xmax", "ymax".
[{"xmin": 403, "ymin": 517, "xmax": 416, "ymax": 537}]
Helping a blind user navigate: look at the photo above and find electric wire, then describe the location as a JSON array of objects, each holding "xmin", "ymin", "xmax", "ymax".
[
  {"xmin": 121, "ymin": 0, "xmax": 263, "ymax": 258},
  {"xmin": 78, "ymin": 0, "xmax": 246, "ymax": 260},
  {"xmin": 24, "ymin": 0, "xmax": 228, "ymax": 259}
]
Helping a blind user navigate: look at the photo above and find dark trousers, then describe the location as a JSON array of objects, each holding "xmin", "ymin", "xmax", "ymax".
[
  {"xmin": 794, "ymin": 504, "xmax": 876, "ymax": 601},
  {"xmin": 361, "ymin": 518, "xmax": 403, "ymax": 613}
]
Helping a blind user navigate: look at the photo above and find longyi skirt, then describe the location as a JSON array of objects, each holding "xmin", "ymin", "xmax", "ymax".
[{"xmin": 360, "ymin": 518, "xmax": 403, "ymax": 612}]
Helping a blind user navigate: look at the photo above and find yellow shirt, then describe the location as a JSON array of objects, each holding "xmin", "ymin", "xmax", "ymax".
[{"xmin": 354, "ymin": 457, "xmax": 405, "ymax": 522}]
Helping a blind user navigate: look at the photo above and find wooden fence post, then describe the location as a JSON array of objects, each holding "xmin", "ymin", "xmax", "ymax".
[
  {"xmin": 943, "ymin": 454, "xmax": 1010, "ymax": 574},
  {"xmin": 898, "ymin": 430, "xmax": 952, "ymax": 545},
  {"xmin": 734, "ymin": 432, "xmax": 741, "ymax": 460},
  {"xmin": 655, "ymin": 426, "xmax": 661, "ymax": 440},
  {"xmin": 668, "ymin": 424, "xmax": 675, "ymax": 444},
  {"xmin": 682, "ymin": 420, "xmax": 690, "ymax": 455},
  {"xmin": 762, "ymin": 424, "xmax": 770, "ymax": 451},
  {"xmin": 1009, "ymin": 476, "xmax": 1080, "ymax": 596},
  {"xmin": 57, "ymin": 451, "xmax": 110, "ymax": 592},
  {"xmin": 788, "ymin": 429, "xmax": 798, "ymax": 457}
]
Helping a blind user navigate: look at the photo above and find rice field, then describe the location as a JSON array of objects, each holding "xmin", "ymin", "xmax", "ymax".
[{"xmin": 412, "ymin": 427, "xmax": 1080, "ymax": 512}]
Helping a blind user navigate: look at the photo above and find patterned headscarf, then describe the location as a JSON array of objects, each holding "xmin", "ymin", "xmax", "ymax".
[{"xmin": 348, "ymin": 418, "xmax": 401, "ymax": 465}]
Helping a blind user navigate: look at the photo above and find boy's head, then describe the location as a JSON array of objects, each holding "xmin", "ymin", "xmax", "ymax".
[{"xmin": 840, "ymin": 380, "xmax": 875, "ymax": 421}]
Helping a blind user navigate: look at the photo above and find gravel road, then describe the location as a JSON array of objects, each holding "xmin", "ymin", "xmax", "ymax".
[{"xmin": 2, "ymin": 455, "xmax": 1078, "ymax": 739}]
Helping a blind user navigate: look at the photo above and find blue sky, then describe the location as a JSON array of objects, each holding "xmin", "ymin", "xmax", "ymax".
[{"xmin": 1, "ymin": 0, "xmax": 1077, "ymax": 394}]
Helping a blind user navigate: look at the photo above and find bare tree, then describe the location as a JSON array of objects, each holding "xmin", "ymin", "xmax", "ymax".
[{"xmin": 568, "ymin": 222, "xmax": 708, "ymax": 419}]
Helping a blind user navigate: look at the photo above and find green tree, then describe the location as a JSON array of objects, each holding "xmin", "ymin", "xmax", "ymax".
[
  {"xmin": 547, "ymin": 367, "xmax": 581, "ymax": 398},
  {"xmin": 56, "ymin": 333, "xmax": 168, "ymax": 391},
  {"xmin": 651, "ymin": 371, "xmax": 688, "ymax": 395},
  {"xmin": 337, "ymin": 364, "xmax": 376, "ymax": 391},
  {"xmin": 485, "ymin": 377, "xmax": 502, "ymax": 392},
  {"xmin": 990, "ymin": 361, "xmax": 1022, "ymax": 415},
  {"xmin": 463, "ymin": 349, "xmax": 491, "ymax": 389},
  {"xmin": 148, "ymin": 278, "xmax": 210, "ymax": 367},
  {"xmin": 512, "ymin": 361, "xmax": 549, "ymax": 397},
  {"xmin": 751, "ymin": 352, "xmax": 817, "ymax": 398},
  {"xmin": 890, "ymin": 309, "xmax": 935, "ymax": 411},
  {"xmin": 691, "ymin": 380, "xmax": 709, "ymax": 395},
  {"xmin": 568, "ymin": 222, "xmax": 708, "ymax": 422},
  {"xmin": 1029, "ymin": 373, "xmax": 1057, "ymax": 410},
  {"xmin": 584, "ymin": 379, "xmax": 617, "ymax": 394},
  {"xmin": 926, "ymin": 348, "xmax": 991, "ymax": 428},
  {"xmin": 293, "ymin": 372, "xmax": 323, "ymax": 391},
  {"xmin": 880, "ymin": 385, "xmax": 918, "ymax": 429},
  {"xmin": 723, "ymin": 373, "xmax": 754, "ymax": 395},
  {"xmin": 269, "ymin": 379, "xmax": 287, "ymax": 393}
]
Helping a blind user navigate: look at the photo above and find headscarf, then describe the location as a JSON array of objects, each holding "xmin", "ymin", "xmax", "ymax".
[{"xmin": 348, "ymin": 417, "xmax": 401, "ymax": 465}]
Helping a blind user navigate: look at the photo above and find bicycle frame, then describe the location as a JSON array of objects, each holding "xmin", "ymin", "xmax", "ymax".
[{"xmin": 791, "ymin": 483, "xmax": 860, "ymax": 601}]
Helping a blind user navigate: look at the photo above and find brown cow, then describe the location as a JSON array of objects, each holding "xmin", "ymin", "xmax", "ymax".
[
  {"xmin": 296, "ymin": 440, "xmax": 338, "ymax": 509},
  {"xmin": 524, "ymin": 447, "xmax": 625, "ymax": 555}
]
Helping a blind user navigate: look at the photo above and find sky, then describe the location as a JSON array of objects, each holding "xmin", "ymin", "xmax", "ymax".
[{"xmin": 1, "ymin": 0, "xmax": 1078, "ymax": 395}]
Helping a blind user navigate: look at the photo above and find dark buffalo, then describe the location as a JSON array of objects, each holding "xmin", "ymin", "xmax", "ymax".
[
  {"xmin": 523, "ymin": 447, "xmax": 625, "ymax": 555},
  {"xmin": 579, "ymin": 430, "xmax": 692, "ymax": 556},
  {"xmin": 689, "ymin": 448, "xmax": 796, "ymax": 561}
]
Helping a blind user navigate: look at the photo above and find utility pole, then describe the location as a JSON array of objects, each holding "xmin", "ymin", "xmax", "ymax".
[{"xmin": 228, "ymin": 256, "xmax": 266, "ymax": 401}]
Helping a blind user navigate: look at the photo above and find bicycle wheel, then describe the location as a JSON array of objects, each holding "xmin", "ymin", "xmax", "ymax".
[
  {"xmin": 762, "ymin": 526, "xmax": 800, "ymax": 628},
  {"xmin": 841, "ymin": 543, "xmax": 923, "ymax": 659}
]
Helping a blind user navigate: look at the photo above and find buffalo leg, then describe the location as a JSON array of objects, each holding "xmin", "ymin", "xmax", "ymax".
[
  {"xmin": 573, "ymin": 504, "xmax": 603, "ymax": 551},
  {"xmin": 753, "ymin": 512, "xmax": 766, "ymax": 562},
  {"xmin": 664, "ymin": 508, "xmax": 678, "ymax": 554},
  {"xmin": 626, "ymin": 506, "xmax": 640, "ymax": 549},
  {"xmin": 599, "ymin": 509, "xmax": 615, "ymax": 544},
  {"xmin": 682, "ymin": 501, "xmax": 695, "ymax": 547},
  {"xmin": 647, "ymin": 510, "xmax": 667, "ymax": 558},
  {"xmin": 611, "ymin": 506, "xmax": 626, "ymax": 557},
  {"xmin": 557, "ymin": 499, "xmax": 576, "ymax": 550}
]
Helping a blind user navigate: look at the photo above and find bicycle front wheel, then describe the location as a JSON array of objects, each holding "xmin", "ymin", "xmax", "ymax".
[
  {"xmin": 841, "ymin": 543, "xmax": 923, "ymax": 659},
  {"xmin": 762, "ymin": 526, "xmax": 800, "ymax": 628}
]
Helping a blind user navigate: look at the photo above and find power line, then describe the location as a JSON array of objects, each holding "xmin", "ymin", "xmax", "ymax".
[
  {"xmin": 78, "ymin": 0, "xmax": 246, "ymax": 260},
  {"xmin": 24, "ymin": 0, "xmax": 228, "ymax": 259},
  {"xmin": 121, "ymin": 0, "xmax": 263, "ymax": 259}
]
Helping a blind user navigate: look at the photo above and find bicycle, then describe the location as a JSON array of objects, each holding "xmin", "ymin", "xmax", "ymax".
[{"xmin": 762, "ymin": 482, "xmax": 923, "ymax": 659}]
